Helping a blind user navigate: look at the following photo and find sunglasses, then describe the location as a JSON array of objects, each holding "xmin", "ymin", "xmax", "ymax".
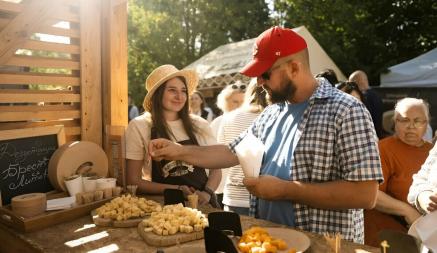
[
  {"xmin": 231, "ymin": 84, "xmax": 246, "ymax": 90},
  {"xmin": 260, "ymin": 71, "xmax": 271, "ymax": 80},
  {"xmin": 260, "ymin": 62, "xmax": 284, "ymax": 80}
]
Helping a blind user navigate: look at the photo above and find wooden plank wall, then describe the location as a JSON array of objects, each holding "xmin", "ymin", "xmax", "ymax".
[{"xmin": 0, "ymin": 0, "xmax": 116, "ymax": 145}]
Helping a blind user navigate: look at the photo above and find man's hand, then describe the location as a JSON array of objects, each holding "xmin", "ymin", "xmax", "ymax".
[
  {"xmin": 243, "ymin": 175, "xmax": 287, "ymax": 200},
  {"xmin": 148, "ymin": 138, "xmax": 183, "ymax": 161}
]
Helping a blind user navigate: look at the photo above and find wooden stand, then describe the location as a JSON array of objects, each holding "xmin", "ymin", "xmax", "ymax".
[{"xmin": 0, "ymin": 191, "xmax": 111, "ymax": 233}]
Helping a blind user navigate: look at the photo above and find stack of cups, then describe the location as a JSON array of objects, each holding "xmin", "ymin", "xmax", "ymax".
[{"xmin": 96, "ymin": 178, "xmax": 117, "ymax": 198}]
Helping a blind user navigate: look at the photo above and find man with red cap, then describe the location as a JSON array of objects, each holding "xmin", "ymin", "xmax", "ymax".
[{"xmin": 149, "ymin": 26, "xmax": 383, "ymax": 243}]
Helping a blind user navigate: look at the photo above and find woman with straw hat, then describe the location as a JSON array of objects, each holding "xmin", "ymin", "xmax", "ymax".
[{"xmin": 125, "ymin": 65, "xmax": 221, "ymax": 207}]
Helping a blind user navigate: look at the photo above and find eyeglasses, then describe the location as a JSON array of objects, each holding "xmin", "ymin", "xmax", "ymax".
[
  {"xmin": 231, "ymin": 84, "xmax": 246, "ymax": 90},
  {"xmin": 259, "ymin": 60, "xmax": 290, "ymax": 80},
  {"xmin": 395, "ymin": 118, "xmax": 427, "ymax": 128},
  {"xmin": 260, "ymin": 71, "xmax": 271, "ymax": 80}
]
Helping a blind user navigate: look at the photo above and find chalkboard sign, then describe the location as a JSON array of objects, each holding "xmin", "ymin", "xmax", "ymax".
[{"xmin": 0, "ymin": 126, "xmax": 66, "ymax": 205}]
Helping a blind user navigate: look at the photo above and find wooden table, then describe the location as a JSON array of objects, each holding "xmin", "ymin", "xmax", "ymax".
[{"xmin": 0, "ymin": 196, "xmax": 379, "ymax": 253}]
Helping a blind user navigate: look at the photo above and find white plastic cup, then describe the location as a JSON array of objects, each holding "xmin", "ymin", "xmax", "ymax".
[
  {"xmin": 64, "ymin": 175, "xmax": 83, "ymax": 196},
  {"xmin": 96, "ymin": 178, "xmax": 117, "ymax": 190},
  {"xmin": 83, "ymin": 177, "xmax": 98, "ymax": 192}
]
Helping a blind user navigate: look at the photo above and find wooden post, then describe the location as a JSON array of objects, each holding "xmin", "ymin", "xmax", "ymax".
[
  {"xmin": 101, "ymin": 0, "xmax": 128, "ymax": 178},
  {"xmin": 101, "ymin": 0, "xmax": 128, "ymax": 128},
  {"xmin": 80, "ymin": 0, "xmax": 103, "ymax": 145}
]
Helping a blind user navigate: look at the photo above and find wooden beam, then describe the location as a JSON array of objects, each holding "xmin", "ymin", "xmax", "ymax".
[
  {"xmin": 0, "ymin": 110, "xmax": 80, "ymax": 122},
  {"xmin": 0, "ymin": 91, "xmax": 80, "ymax": 103},
  {"xmin": 0, "ymin": 119, "xmax": 80, "ymax": 131},
  {"xmin": 0, "ymin": 0, "xmax": 63, "ymax": 65},
  {"xmin": 80, "ymin": 0, "xmax": 102, "ymax": 145},
  {"xmin": 5, "ymin": 55, "xmax": 80, "ymax": 70},
  {"xmin": 0, "ymin": 72, "xmax": 80, "ymax": 86},
  {"xmin": 22, "ymin": 40, "xmax": 80, "ymax": 54}
]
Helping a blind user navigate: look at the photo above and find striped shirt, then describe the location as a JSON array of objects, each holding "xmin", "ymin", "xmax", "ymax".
[
  {"xmin": 229, "ymin": 78, "xmax": 383, "ymax": 243},
  {"xmin": 217, "ymin": 108, "xmax": 261, "ymax": 208}
]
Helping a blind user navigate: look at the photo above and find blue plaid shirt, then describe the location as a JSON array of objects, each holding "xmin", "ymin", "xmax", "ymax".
[{"xmin": 229, "ymin": 78, "xmax": 383, "ymax": 243}]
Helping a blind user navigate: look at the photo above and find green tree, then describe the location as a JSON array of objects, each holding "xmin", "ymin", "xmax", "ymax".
[
  {"xmin": 273, "ymin": 0, "xmax": 437, "ymax": 84},
  {"xmin": 128, "ymin": 0, "xmax": 271, "ymax": 107}
]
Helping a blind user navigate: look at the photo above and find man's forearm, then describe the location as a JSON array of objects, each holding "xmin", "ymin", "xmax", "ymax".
[
  {"xmin": 282, "ymin": 180, "xmax": 378, "ymax": 209},
  {"xmin": 180, "ymin": 144, "xmax": 239, "ymax": 169}
]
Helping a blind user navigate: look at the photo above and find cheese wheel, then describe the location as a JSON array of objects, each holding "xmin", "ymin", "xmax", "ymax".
[
  {"xmin": 48, "ymin": 141, "xmax": 108, "ymax": 191},
  {"xmin": 11, "ymin": 193, "xmax": 46, "ymax": 218}
]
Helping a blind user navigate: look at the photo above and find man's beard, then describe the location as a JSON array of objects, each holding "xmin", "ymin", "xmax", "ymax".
[{"xmin": 263, "ymin": 76, "xmax": 297, "ymax": 104}]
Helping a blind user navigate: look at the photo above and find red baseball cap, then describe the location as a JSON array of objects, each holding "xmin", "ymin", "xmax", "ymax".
[{"xmin": 240, "ymin": 26, "xmax": 307, "ymax": 77}]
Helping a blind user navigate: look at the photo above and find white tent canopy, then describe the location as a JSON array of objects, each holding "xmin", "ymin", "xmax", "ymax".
[
  {"xmin": 380, "ymin": 48, "xmax": 437, "ymax": 87},
  {"xmin": 185, "ymin": 26, "xmax": 346, "ymax": 90}
]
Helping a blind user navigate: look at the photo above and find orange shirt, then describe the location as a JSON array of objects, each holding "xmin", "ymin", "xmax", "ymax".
[
  {"xmin": 364, "ymin": 136, "xmax": 432, "ymax": 246},
  {"xmin": 378, "ymin": 136, "xmax": 433, "ymax": 202}
]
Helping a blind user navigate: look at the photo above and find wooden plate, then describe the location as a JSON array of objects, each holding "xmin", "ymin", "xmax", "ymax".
[
  {"xmin": 137, "ymin": 220, "xmax": 204, "ymax": 247},
  {"xmin": 91, "ymin": 210, "xmax": 145, "ymax": 228}
]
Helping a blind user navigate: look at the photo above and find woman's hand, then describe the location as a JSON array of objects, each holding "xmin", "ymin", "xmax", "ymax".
[
  {"xmin": 195, "ymin": 191, "xmax": 211, "ymax": 205},
  {"xmin": 179, "ymin": 185, "xmax": 195, "ymax": 198}
]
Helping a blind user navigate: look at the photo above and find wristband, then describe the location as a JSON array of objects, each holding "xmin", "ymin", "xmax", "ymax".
[{"xmin": 204, "ymin": 187, "xmax": 220, "ymax": 208}]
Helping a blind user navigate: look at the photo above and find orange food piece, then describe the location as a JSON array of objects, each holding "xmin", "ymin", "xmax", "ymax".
[{"xmin": 239, "ymin": 226, "xmax": 289, "ymax": 253}]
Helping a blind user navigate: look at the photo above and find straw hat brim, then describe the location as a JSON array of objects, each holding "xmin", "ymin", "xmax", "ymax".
[{"xmin": 142, "ymin": 69, "xmax": 198, "ymax": 112}]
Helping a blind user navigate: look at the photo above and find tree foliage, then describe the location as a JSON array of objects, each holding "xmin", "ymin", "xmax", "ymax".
[
  {"xmin": 128, "ymin": 0, "xmax": 271, "ymax": 106},
  {"xmin": 273, "ymin": 0, "xmax": 437, "ymax": 84}
]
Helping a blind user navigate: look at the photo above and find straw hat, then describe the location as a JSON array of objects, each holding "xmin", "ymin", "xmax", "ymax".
[{"xmin": 142, "ymin": 65, "xmax": 199, "ymax": 112}]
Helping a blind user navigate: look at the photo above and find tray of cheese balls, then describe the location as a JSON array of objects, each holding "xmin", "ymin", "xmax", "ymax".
[
  {"xmin": 137, "ymin": 203, "xmax": 208, "ymax": 247},
  {"xmin": 92, "ymin": 194, "xmax": 161, "ymax": 228}
]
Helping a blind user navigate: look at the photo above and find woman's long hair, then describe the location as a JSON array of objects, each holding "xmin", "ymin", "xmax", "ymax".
[{"xmin": 150, "ymin": 77, "xmax": 199, "ymax": 145}]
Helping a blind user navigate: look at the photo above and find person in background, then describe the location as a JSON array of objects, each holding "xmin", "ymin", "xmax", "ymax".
[
  {"xmin": 217, "ymin": 79, "xmax": 268, "ymax": 215},
  {"xmin": 128, "ymin": 94, "xmax": 139, "ymax": 121},
  {"xmin": 364, "ymin": 98, "xmax": 433, "ymax": 246},
  {"xmin": 210, "ymin": 81, "xmax": 246, "ymax": 137},
  {"xmin": 349, "ymin": 70, "xmax": 384, "ymax": 139},
  {"xmin": 209, "ymin": 81, "xmax": 246, "ymax": 207},
  {"xmin": 408, "ymin": 141, "xmax": 437, "ymax": 214},
  {"xmin": 190, "ymin": 90, "xmax": 214, "ymax": 122},
  {"xmin": 336, "ymin": 81, "xmax": 365, "ymax": 102},
  {"xmin": 315, "ymin": 68, "xmax": 338, "ymax": 87},
  {"xmin": 148, "ymin": 26, "xmax": 382, "ymax": 243},
  {"xmin": 125, "ymin": 65, "xmax": 221, "ymax": 207}
]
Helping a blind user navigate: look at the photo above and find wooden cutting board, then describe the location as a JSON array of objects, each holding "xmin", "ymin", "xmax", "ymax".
[
  {"xmin": 137, "ymin": 221, "xmax": 204, "ymax": 247},
  {"xmin": 91, "ymin": 210, "xmax": 145, "ymax": 228}
]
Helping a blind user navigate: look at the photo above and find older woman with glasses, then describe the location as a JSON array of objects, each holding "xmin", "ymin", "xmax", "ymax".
[{"xmin": 364, "ymin": 97, "xmax": 434, "ymax": 246}]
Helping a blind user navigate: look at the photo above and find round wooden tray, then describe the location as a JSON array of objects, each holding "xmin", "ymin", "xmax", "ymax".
[
  {"xmin": 137, "ymin": 220, "xmax": 204, "ymax": 247},
  {"xmin": 91, "ymin": 210, "xmax": 147, "ymax": 228}
]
